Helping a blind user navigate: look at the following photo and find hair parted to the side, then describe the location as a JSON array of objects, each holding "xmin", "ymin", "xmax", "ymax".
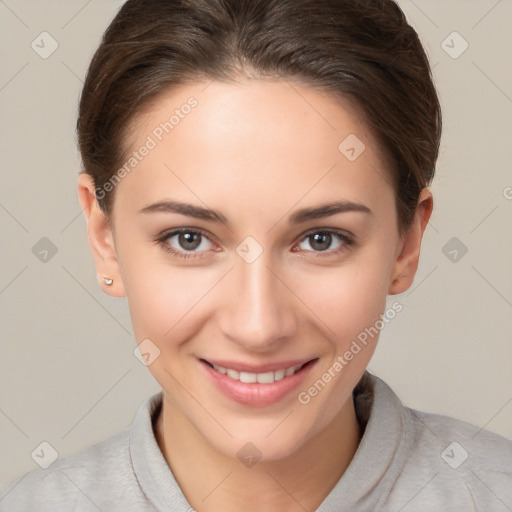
[{"xmin": 77, "ymin": 0, "xmax": 442, "ymax": 237}]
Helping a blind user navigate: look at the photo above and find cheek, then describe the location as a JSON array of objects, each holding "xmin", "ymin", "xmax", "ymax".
[
  {"xmin": 293, "ymin": 261, "xmax": 391, "ymax": 426},
  {"xmin": 120, "ymin": 219, "xmax": 395, "ymax": 347},
  {"xmin": 293, "ymin": 256, "xmax": 391, "ymax": 345},
  {"xmin": 123, "ymin": 258, "xmax": 219, "ymax": 347},
  {"xmin": 123, "ymin": 266, "xmax": 213, "ymax": 389}
]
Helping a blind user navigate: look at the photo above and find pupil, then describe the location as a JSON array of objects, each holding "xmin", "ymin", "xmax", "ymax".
[
  {"xmin": 180, "ymin": 232, "xmax": 201, "ymax": 250},
  {"xmin": 311, "ymin": 233, "xmax": 331, "ymax": 251}
]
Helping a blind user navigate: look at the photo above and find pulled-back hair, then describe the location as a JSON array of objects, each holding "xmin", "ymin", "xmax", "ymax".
[{"xmin": 77, "ymin": 0, "xmax": 441, "ymax": 236}]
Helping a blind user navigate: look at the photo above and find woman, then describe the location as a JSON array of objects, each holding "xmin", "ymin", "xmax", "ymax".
[{"xmin": 2, "ymin": 0, "xmax": 511, "ymax": 510}]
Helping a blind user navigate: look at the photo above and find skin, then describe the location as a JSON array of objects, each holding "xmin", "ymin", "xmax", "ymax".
[{"xmin": 78, "ymin": 78, "xmax": 432, "ymax": 512}]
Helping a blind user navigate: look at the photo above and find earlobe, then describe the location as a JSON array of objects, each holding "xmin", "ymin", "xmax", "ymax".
[
  {"xmin": 77, "ymin": 173, "xmax": 126, "ymax": 298},
  {"xmin": 388, "ymin": 188, "xmax": 433, "ymax": 295}
]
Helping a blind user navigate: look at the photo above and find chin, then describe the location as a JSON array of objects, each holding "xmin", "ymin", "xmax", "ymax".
[{"xmin": 213, "ymin": 416, "xmax": 318, "ymax": 465}]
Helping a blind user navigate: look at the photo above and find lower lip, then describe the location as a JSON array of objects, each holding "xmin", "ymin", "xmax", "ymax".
[{"xmin": 200, "ymin": 359, "xmax": 317, "ymax": 407}]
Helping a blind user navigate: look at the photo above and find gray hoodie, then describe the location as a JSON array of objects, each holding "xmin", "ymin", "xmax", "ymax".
[{"xmin": 1, "ymin": 372, "xmax": 511, "ymax": 511}]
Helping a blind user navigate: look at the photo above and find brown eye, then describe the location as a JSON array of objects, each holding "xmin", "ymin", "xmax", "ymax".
[
  {"xmin": 296, "ymin": 229, "xmax": 354, "ymax": 256},
  {"xmin": 308, "ymin": 233, "xmax": 333, "ymax": 251},
  {"xmin": 177, "ymin": 231, "xmax": 202, "ymax": 251},
  {"xmin": 157, "ymin": 228, "xmax": 216, "ymax": 259}
]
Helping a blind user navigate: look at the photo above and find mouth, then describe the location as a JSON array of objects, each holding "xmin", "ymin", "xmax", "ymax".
[
  {"xmin": 200, "ymin": 358, "xmax": 316, "ymax": 383},
  {"xmin": 199, "ymin": 357, "xmax": 318, "ymax": 407}
]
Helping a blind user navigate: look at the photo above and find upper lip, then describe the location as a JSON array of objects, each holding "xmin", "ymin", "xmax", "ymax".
[{"xmin": 200, "ymin": 357, "xmax": 317, "ymax": 373}]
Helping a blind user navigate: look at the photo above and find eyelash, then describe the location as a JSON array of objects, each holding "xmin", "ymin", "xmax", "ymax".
[{"xmin": 155, "ymin": 227, "xmax": 355, "ymax": 261}]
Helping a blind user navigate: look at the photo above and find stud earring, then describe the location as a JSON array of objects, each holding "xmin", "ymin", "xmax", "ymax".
[{"xmin": 103, "ymin": 277, "xmax": 113, "ymax": 286}]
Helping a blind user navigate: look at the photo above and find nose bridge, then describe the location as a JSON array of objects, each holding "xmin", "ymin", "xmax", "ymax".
[{"xmin": 218, "ymin": 250, "xmax": 297, "ymax": 350}]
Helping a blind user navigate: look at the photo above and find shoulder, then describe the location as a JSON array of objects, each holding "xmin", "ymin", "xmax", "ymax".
[
  {"xmin": 1, "ymin": 429, "xmax": 138, "ymax": 512},
  {"xmin": 378, "ymin": 378, "xmax": 512, "ymax": 511},
  {"xmin": 0, "ymin": 394, "xmax": 163, "ymax": 512},
  {"xmin": 409, "ymin": 406, "xmax": 512, "ymax": 468}
]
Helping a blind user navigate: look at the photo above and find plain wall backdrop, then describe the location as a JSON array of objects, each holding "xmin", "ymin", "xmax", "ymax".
[{"xmin": 1, "ymin": 0, "xmax": 511, "ymax": 487}]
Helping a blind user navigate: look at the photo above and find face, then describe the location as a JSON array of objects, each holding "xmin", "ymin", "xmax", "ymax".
[{"xmin": 80, "ymin": 78, "xmax": 430, "ymax": 462}]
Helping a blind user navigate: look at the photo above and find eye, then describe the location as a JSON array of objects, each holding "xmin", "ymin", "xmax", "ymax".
[
  {"xmin": 156, "ymin": 228, "xmax": 216, "ymax": 259},
  {"xmin": 156, "ymin": 227, "xmax": 354, "ymax": 261},
  {"xmin": 295, "ymin": 229, "xmax": 354, "ymax": 255}
]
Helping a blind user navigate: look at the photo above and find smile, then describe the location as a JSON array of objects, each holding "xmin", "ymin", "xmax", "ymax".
[
  {"xmin": 205, "ymin": 361, "xmax": 308, "ymax": 383},
  {"xmin": 200, "ymin": 358, "xmax": 318, "ymax": 407}
]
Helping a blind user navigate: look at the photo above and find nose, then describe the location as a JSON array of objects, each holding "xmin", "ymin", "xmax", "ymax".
[{"xmin": 217, "ymin": 251, "xmax": 299, "ymax": 352}]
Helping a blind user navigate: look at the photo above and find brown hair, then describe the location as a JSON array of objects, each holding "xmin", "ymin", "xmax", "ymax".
[{"xmin": 77, "ymin": 0, "xmax": 441, "ymax": 237}]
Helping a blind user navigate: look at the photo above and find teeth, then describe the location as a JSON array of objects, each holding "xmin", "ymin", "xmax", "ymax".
[
  {"xmin": 256, "ymin": 371, "xmax": 274, "ymax": 384},
  {"xmin": 211, "ymin": 363, "xmax": 304, "ymax": 383},
  {"xmin": 285, "ymin": 367, "xmax": 296, "ymax": 377},
  {"xmin": 274, "ymin": 369, "xmax": 285, "ymax": 381},
  {"xmin": 226, "ymin": 368, "xmax": 239, "ymax": 380},
  {"xmin": 240, "ymin": 372, "xmax": 257, "ymax": 383}
]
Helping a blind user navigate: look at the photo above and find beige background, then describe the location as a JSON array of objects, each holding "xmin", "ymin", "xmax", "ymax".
[{"xmin": 1, "ymin": 0, "xmax": 511, "ymax": 487}]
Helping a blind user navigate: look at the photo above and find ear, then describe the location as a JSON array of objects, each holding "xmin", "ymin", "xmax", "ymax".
[
  {"xmin": 77, "ymin": 173, "xmax": 126, "ymax": 297},
  {"xmin": 388, "ymin": 188, "xmax": 433, "ymax": 295}
]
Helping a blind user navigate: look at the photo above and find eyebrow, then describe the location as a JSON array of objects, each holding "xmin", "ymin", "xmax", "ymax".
[{"xmin": 138, "ymin": 199, "xmax": 373, "ymax": 225}]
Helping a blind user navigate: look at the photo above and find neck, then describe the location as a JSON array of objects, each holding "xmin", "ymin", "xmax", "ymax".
[{"xmin": 155, "ymin": 396, "xmax": 361, "ymax": 512}]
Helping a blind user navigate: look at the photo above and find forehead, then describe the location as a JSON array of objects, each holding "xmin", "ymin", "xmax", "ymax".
[{"xmin": 117, "ymin": 79, "xmax": 394, "ymax": 219}]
